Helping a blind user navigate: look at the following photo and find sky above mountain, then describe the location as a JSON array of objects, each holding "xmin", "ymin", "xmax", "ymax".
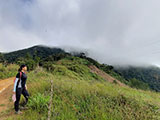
[{"xmin": 0, "ymin": 0, "xmax": 160, "ymax": 66}]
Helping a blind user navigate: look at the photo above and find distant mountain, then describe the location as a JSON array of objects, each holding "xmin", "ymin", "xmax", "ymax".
[
  {"xmin": 114, "ymin": 65, "xmax": 160, "ymax": 92},
  {"xmin": 3, "ymin": 45, "xmax": 66, "ymax": 63}
]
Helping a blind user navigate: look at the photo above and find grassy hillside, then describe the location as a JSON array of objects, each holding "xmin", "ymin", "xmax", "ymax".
[
  {"xmin": 80, "ymin": 56, "xmax": 150, "ymax": 90},
  {"xmin": 2, "ymin": 58, "xmax": 160, "ymax": 120},
  {"xmin": 0, "ymin": 45, "xmax": 154, "ymax": 91}
]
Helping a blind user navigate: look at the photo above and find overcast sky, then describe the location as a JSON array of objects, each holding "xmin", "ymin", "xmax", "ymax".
[{"xmin": 0, "ymin": 0, "xmax": 160, "ymax": 66}]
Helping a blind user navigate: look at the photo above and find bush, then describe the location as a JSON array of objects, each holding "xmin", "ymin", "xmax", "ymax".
[
  {"xmin": 27, "ymin": 93, "xmax": 50, "ymax": 113},
  {"xmin": 0, "ymin": 63, "xmax": 18, "ymax": 79},
  {"xmin": 128, "ymin": 78, "xmax": 150, "ymax": 90}
]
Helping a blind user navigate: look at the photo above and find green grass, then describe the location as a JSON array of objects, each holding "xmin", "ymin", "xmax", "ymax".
[
  {"xmin": 2, "ymin": 60, "xmax": 160, "ymax": 120},
  {"xmin": 0, "ymin": 63, "xmax": 19, "ymax": 80},
  {"xmin": 0, "ymin": 104, "xmax": 5, "ymax": 107},
  {"xmin": 50, "ymin": 75, "xmax": 160, "ymax": 120}
]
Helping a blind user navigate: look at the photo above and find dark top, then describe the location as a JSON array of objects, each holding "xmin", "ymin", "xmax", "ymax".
[{"xmin": 16, "ymin": 72, "xmax": 27, "ymax": 88}]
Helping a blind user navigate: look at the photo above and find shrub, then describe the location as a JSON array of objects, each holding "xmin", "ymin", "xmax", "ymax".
[
  {"xmin": 0, "ymin": 63, "xmax": 18, "ymax": 79},
  {"xmin": 27, "ymin": 93, "xmax": 50, "ymax": 113},
  {"xmin": 128, "ymin": 78, "xmax": 150, "ymax": 90}
]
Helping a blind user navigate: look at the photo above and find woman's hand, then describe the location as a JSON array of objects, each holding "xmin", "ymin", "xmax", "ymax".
[
  {"xmin": 25, "ymin": 85, "xmax": 27, "ymax": 90},
  {"xmin": 12, "ymin": 93, "xmax": 16, "ymax": 102}
]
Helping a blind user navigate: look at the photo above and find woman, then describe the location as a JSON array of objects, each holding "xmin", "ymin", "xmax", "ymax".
[{"xmin": 13, "ymin": 64, "xmax": 29, "ymax": 114}]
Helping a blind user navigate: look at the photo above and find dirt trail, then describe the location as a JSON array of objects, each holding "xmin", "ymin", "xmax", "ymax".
[
  {"xmin": 0, "ymin": 77, "xmax": 15, "ymax": 113},
  {"xmin": 89, "ymin": 65, "xmax": 126, "ymax": 86}
]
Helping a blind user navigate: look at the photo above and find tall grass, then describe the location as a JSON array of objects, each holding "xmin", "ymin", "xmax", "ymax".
[
  {"xmin": 50, "ymin": 75, "xmax": 160, "ymax": 120},
  {"xmin": 0, "ymin": 63, "xmax": 19, "ymax": 80}
]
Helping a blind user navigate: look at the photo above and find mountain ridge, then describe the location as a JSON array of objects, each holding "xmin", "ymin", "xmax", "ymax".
[{"xmin": 0, "ymin": 45, "xmax": 160, "ymax": 92}]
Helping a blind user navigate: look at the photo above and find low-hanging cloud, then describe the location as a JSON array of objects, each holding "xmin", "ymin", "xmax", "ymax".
[{"xmin": 0, "ymin": 0, "xmax": 160, "ymax": 66}]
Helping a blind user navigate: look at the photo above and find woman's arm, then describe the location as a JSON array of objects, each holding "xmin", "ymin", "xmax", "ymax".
[{"xmin": 13, "ymin": 78, "xmax": 19, "ymax": 94}]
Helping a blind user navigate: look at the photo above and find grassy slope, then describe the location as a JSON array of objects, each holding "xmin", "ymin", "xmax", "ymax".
[{"xmin": 3, "ymin": 59, "xmax": 160, "ymax": 120}]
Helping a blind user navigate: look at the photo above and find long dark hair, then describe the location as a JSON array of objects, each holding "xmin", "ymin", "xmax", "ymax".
[{"xmin": 18, "ymin": 64, "xmax": 26, "ymax": 72}]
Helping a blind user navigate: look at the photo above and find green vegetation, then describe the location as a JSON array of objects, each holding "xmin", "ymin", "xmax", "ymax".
[
  {"xmin": 16, "ymin": 53, "xmax": 38, "ymax": 71},
  {"xmin": 115, "ymin": 66, "xmax": 160, "ymax": 92},
  {"xmin": 3, "ymin": 45, "xmax": 65, "ymax": 63},
  {"xmin": 3, "ymin": 65, "xmax": 160, "ymax": 120},
  {"xmin": 81, "ymin": 55, "xmax": 150, "ymax": 91},
  {"xmin": 0, "ymin": 45, "xmax": 157, "ymax": 91},
  {"xmin": 0, "ymin": 63, "xmax": 19, "ymax": 79},
  {"xmin": 2, "ymin": 58, "xmax": 160, "ymax": 120},
  {"xmin": 128, "ymin": 78, "xmax": 150, "ymax": 90},
  {"xmin": 1, "ymin": 45, "xmax": 160, "ymax": 119}
]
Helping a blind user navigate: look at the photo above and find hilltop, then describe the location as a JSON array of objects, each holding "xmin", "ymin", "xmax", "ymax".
[{"xmin": 2, "ymin": 45, "xmax": 65, "ymax": 63}]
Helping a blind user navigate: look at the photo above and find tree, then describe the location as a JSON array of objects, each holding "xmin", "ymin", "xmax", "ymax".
[
  {"xmin": 16, "ymin": 57, "xmax": 25, "ymax": 65},
  {"xmin": 25, "ymin": 59, "xmax": 36, "ymax": 71},
  {"xmin": 128, "ymin": 78, "xmax": 150, "ymax": 90},
  {"xmin": 16, "ymin": 53, "xmax": 37, "ymax": 71},
  {"xmin": 25, "ymin": 52, "xmax": 32, "ymax": 60},
  {"xmin": 34, "ymin": 56, "xmax": 40, "ymax": 67},
  {"xmin": 24, "ymin": 53, "xmax": 36, "ymax": 71}
]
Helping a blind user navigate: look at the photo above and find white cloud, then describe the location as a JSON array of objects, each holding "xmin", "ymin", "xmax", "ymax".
[{"xmin": 0, "ymin": 0, "xmax": 160, "ymax": 66}]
